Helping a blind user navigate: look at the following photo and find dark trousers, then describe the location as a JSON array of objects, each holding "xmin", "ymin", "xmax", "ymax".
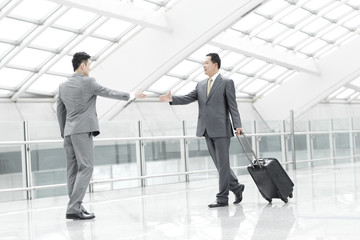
[{"xmin": 204, "ymin": 132, "xmax": 241, "ymax": 203}]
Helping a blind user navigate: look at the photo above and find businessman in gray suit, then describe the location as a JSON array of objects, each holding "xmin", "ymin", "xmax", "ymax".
[
  {"xmin": 160, "ymin": 53, "xmax": 244, "ymax": 208},
  {"xmin": 57, "ymin": 52, "xmax": 146, "ymax": 220}
]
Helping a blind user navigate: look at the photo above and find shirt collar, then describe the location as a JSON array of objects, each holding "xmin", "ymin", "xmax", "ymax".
[{"xmin": 209, "ymin": 72, "xmax": 220, "ymax": 82}]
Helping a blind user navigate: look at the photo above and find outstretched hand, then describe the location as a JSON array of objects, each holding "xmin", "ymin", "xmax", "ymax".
[
  {"xmin": 135, "ymin": 89, "xmax": 147, "ymax": 99},
  {"xmin": 159, "ymin": 91, "xmax": 172, "ymax": 102}
]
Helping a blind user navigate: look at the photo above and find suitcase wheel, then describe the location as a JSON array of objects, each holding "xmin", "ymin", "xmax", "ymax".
[
  {"xmin": 282, "ymin": 198, "xmax": 288, "ymax": 203},
  {"xmin": 289, "ymin": 193, "xmax": 293, "ymax": 198},
  {"xmin": 266, "ymin": 198, "xmax": 272, "ymax": 203}
]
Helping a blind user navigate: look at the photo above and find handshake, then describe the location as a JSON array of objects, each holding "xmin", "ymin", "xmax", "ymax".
[{"xmin": 134, "ymin": 89, "xmax": 172, "ymax": 102}]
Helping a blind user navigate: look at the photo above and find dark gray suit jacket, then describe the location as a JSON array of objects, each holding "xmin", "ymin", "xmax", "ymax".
[
  {"xmin": 57, "ymin": 73, "xmax": 130, "ymax": 138},
  {"xmin": 171, "ymin": 74, "xmax": 242, "ymax": 138}
]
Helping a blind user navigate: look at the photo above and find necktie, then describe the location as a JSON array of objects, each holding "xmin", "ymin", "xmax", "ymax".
[{"xmin": 207, "ymin": 78, "xmax": 213, "ymax": 97}]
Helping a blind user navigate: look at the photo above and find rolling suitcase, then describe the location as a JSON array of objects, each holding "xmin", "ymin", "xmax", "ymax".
[{"xmin": 237, "ymin": 134, "xmax": 294, "ymax": 203}]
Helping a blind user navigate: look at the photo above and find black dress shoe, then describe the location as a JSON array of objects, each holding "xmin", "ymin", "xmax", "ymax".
[
  {"xmin": 66, "ymin": 212, "xmax": 95, "ymax": 220},
  {"xmin": 81, "ymin": 208, "xmax": 93, "ymax": 215},
  {"xmin": 234, "ymin": 184, "xmax": 245, "ymax": 204},
  {"xmin": 208, "ymin": 201, "xmax": 228, "ymax": 208}
]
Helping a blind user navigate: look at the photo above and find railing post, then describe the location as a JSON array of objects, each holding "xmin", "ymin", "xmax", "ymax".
[
  {"xmin": 182, "ymin": 121, "xmax": 190, "ymax": 182},
  {"xmin": 349, "ymin": 118, "xmax": 355, "ymax": 163},
  {"xmin": 23, "ymin": 121, "xmax": 33, "ymax": 200},
  {"xmin": 329, "ymin": 119, "xmax": 336, "ymax": 166},
  {"xmin": 290, "ymin": 110, "xmax": 296, "ymax": 170},
  {"xmin": 306, "ymin": 121, "xmax": 314, "ymax": 168},
  {"xmin": 138, "ymin": 121, "xmax": 146, "ymax": 187},
  {"xmin": 281, "ymin": 120, "xmax": 288, "ymax": 170}
]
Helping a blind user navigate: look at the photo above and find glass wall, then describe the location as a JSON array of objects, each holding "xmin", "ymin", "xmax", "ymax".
[{"xmin": 0, "ymin": 117, "xmax": 359, "ymax": 202}]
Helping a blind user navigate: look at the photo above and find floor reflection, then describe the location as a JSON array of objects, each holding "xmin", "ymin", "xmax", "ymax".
[{"xmin": 251, "ymin": 203, "xmax": 295, "ymax": 240}]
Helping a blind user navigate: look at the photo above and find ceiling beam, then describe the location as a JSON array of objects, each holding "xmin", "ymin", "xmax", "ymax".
[
  {"xmin": 210, "ymin": 35, "xmax": 319, "ymax": 74},
  {"xmin": 48, "ymin": 0, "xmax": 171, "ymax": 32}
]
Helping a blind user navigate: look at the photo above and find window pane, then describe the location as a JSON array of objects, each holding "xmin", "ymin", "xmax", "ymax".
[
  {"xmin": 71, "ymin": 37, "xmax": 111, "ymax": 57},
  {"xmin": 256, "ymin": 22, "xmax": 289, "ymax": 41},
  {"xmin": 0, "ymin": 18, "xmax": 34, "ymax": 41},
  {"xmin": 49, "ymin": 55, "xmax": 73, "ymax": 74},
  {"xmin": 168, "ymin": 60, "xmax": 201, "ymax": 77},
  {"xmin": 9, "ymin": 48, "xmax": 52, "ymax": 69},
  {"xmin": 239, "ymin": 59, "xmax": 268, "ymax": 76},
  {"xmin": 31, "ymin": 28, "xmax": 74, "ymax": 50},
  {"xmin": 221, "ymin": 52, "xmax": 246, "ymax": 69},
  {"xmin": 0, "ymin": 67, "xmax": 31, "ymax": 88},
  {"xmin": 10, "ymin": 0, "xmax": 59, "ymax": 21},
  {"xmin": 93, "ymin": 19, "xmax": 133, "ymax": 38},
  {"xmin": 299, "ymin": 39, "xmax": 328, "ymax": 56},
  {"xmin": 232, "ymin": 13, "xmax": 267, "ymax": 33},
  {"xmin": 242, "ymin": 78, "xmax": 268, "ymax": 93},
  {"xmin": 148, "ymin": 75, "xmax": 179, "ymax": 93},
  {"xmin": 175, "ymin": 81, "xmax": 197, "ymax": 95},
  {"xmin": 54, "ymin": 8, "xmax": 98, "ymax": 30},
  {"xmin": 280, "ymin": 8, "xmax": 310, "ymax": 27},
  {"xmin": 261, "ymin": 65, "xmax": 289, "ymax": 81},
  {"xmin": 27, "ymin": 74, "xmax": 66, "ymax": 95},
  {"xmin": 189, "ymin": 44, "xmax": 221, "ymax": 61},
  {"xmin": 279, "ymin": 31, "xmax": 310, "ymax": 49},
  {"xmin": 301, "ymin": 18, "xmax": 331, "ymax": 36},
  {"xmin": 321, "ymin": 26, "xmax": 349, "ymax": 43}
]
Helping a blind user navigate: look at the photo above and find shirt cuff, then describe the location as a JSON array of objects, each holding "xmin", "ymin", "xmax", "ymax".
[{"xmin": 129, "ymin": 92, "xmax": 135, "ymax": 101}]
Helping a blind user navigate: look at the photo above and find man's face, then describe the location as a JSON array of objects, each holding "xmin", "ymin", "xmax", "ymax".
[{"xmin": 203, "ymin": 56, "xmax": 217, "ymax": 77}]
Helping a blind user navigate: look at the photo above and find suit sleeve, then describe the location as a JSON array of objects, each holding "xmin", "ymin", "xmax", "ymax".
[
  {"xmin": 225, "ymin": 80, "xmax": 242, "ymax": 128},
  {"xmin": 170, "ymin": 84, "xmax": 198, "ymax": 105},
  {"xmin": 90, "ymin": 78, "xmax": 130, "ymax": 101},
  {"xmin": 56, "ymin": 93, "xmax": 66, "ymax": 138}
]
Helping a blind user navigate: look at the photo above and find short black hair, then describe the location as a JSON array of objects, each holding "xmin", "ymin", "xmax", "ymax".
[
  {"xmin": 72, "ymin": 52, "xmax": 91, "ymax": 71},
  {"xmin": 206, "ymin": 53, "xmax": 221, "ymax": 69}
]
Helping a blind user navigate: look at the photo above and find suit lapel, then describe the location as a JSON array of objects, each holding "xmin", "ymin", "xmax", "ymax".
[{"xmin": 206, "ymin": 74, "xmax": 222, "ymax": 103}]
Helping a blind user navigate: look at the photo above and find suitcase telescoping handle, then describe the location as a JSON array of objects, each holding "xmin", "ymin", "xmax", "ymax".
[{"xmin": 236, "ymin": 133, "xmax": 262, "ymax": 169}]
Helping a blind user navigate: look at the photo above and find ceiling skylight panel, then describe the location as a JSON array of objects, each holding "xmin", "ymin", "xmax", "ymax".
[
  {"xmin": 298, "ymin": 39, "xmax": 328, "ymax": 56},
  {"xmin": 27, "ymin": 74, "xmax": 66, "ymax": 95},
  {"xmin": 168, "ymin": 60, "xmax": 201, "ymax": 77},
  {"xmin": 255, "ymin": 0, "xmax": 289, "ymax": 18},
  {"xmin": 9, "ymin": 48, "xmax": 51, "ymax": 69},
  {"xmin": 148, "ymin": 75, "xmax": 179, "ymax": 93},
  {"xmin": 349, "ymin": 76, "xmax": 360, "ymax": 88},
  {"xmin": 10, "ymin": 0, "xmax": 59, "ymax": 21},
  {"xmin": 242, "ymin": 78, "xmax": 269, "ymax": 94},
  {"xmin": 321, "ymin": 26, "xmax": 349, "ymax": 43},
  {"xmin": 343, "ymin": 13, "xmax": 360, "ymax": 31},
  {"xmin": 328, "ymin": 87, "xmax": 345, "ymax": 99},
  {"xmin": 175, "ymin": 81, "xmax": 197, "ymax": 95},
  {"xmin": 54, "ymin": 8, "xmax": 98, "ymax": 31},
  {"xmin": 323, "ymin": 4, "xmax": 354, "ymax": 22},
  {"xmin": 93, "ymin": 19, "xmax": 134, "ymax": 39},
  {"xmin": 0, "ymin": 89, "xmax": 11, "ymax": 97},
  {"xmin": 221, "ymin": 52, "xmax": 246, "ymax": 69},
  {"xmin": 256, "ymin": 22, "xmax": 289, "ymax": 42},
  {"xmin": 261, "ymin": 65, "xmax": 289, "ymax": 81},
  {"xmin": 336, "ymin": 88, "xmax": 355, "ymax": 99},
  {"xmin": 49, "ymin": 55, "xmax": 73, "ymax": 75},
  {"xmin": 231, "ymin": 13, "xmax": 267, "ymax": 34},
  {"xmin": 301, "ymin": 17, "xmax": 331, "ymax": 36},
  {"xmin": 278, "ymin": 31, "xmax": 310, "ymax": 49},
  {"xmin": 71, "ymin": 37, "xmax": 111, "ymax": 58},
  {"xmin": 31, "ymin": 28, "xmax": 74, "ymax": 50},
  {"xmin": 0, "ymin": 42, "xmax": 11, "ymax": 59},
  {"xmin": 346, "ymin": 0, "xmax": 360, "ymax": 8},
  {"xmin": 229, "ymin": 72, "xmax": 249, "ymax": 86},
  {"xmin": 0, "ymin": 67, "xmax": 30, "ymax": 89},
  {"xmin": 302, "ymin": 0, "xmax": 335, "ymax": 13},
  {"xmin": 239, "ymin": 59, "xmax": 268, "ymax": 76},
  {"xmin": 189, "ymin": 44, "xmax": 221, "ymax": 61},
  {"xmin": 279, "ymin": 7, "xmax": 311, "ymax": 27},
  {"xmin": 0, "ymin": 18, "xmax": 35, "ymax": 41}
]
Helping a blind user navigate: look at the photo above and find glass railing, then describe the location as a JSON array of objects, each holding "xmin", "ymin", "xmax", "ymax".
[{"xmin": 0, "ymin": 117, "xmax": 359, "ymax": 202}]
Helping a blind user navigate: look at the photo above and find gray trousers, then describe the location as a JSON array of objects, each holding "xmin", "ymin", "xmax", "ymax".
[
  {"xmin": 64, "ymin": 133, "xmax": 94, "ymax": 214},
  {"xmin": 205, "ymin": 133, "xmax": 241, "ymax": 203}
]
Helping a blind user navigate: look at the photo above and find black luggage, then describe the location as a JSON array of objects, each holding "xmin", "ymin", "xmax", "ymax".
[{"xmin": 237, "ymin": 134, "xmax": 294, "ymax": 203}]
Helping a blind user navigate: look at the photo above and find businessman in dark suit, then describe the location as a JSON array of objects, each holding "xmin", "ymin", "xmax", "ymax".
[
  {"xmin": 160, "ymin": 53, "xmax": 245, "ymax": 208},
  {"xmin": 57, "ymin": 52, "xmax": 146, "ymax": 220}
]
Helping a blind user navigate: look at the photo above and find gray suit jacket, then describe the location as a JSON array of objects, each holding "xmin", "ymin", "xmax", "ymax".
[
  {"xmin": 171, "ymin": 74, "xmax": 242, "ymax": 138},
  {"xmin": 57, "ymin": 73, "xmax": 130, "ymax": 138}
]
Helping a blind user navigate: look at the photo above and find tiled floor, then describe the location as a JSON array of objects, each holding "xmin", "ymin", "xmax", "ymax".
[{"xmin": 0, "ymin": 161, "xmax": 359, "ymax": 240}]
